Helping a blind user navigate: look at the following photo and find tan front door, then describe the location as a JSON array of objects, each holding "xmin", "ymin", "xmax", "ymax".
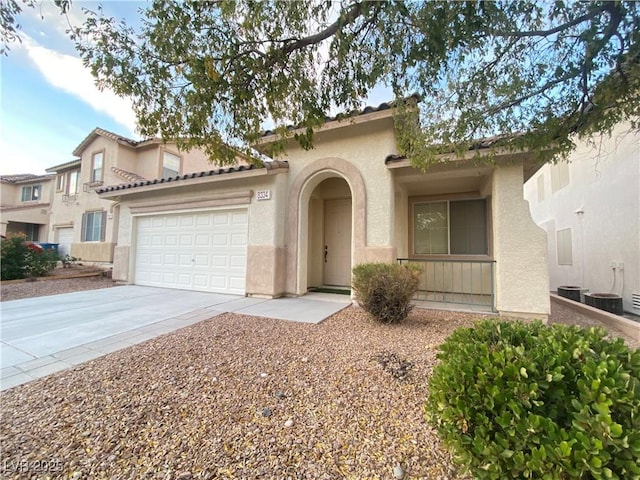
[{"xmin": 324, "ymin": 198, "xmax": 352, "ymax": 286}]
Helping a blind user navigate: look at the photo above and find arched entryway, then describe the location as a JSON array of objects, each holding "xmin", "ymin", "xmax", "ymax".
[
  {"xmin": 286, "ymin": 158, "xmax": 367, "ymax": 296},
  {"xmin": 307, "ymin": 177, "xmax": 352, "ymax": 289}
]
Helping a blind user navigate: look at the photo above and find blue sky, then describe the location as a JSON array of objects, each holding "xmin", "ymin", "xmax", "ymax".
[
  {"xmin": 1, "ymin": 1, "xmax": 146, "ymax": 175},
  {"xmin": 0, "ymin": 1, "xmax": 391, "ymax": 176}
]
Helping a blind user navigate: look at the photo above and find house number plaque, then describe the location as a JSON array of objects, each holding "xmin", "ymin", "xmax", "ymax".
[{"xmin": 256, "ymin": 190, "xmax": 271, "ymax": 201}]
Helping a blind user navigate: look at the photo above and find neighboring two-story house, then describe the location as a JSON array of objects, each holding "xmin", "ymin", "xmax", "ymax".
[
  {"xmin": 0, "ymin": 174, "xmax": 55, "ymax": 241},
  {"xmin": 45, "ymin": 128, "xmax": 223, "ymax": 261},
  {"xmin": 98, "ymin": 102, "xmax": 551, "ymax": 319},
  {"xmin": 524, "ymin": 122, "xmax": 639, "ymax": 315}
]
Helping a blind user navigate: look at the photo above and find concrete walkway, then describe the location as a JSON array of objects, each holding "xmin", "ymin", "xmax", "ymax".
[{"xmin": 0, "ymin": 286, "xmax": 351, "ymax": 391}]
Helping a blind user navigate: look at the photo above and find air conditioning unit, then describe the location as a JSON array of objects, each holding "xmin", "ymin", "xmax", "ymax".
[{"xmin": 633, "ymin": 293, "xmax": 640, "ymax": 311}]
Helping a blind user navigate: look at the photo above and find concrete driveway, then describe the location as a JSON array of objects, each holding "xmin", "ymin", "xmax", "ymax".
[{"xmin": 0, "ymin": 286, "xmax": 351, "ymax": 390}]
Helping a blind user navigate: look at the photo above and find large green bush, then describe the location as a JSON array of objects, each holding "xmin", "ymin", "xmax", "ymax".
[
  {"xmin": 1, "ymin": 235, "xmax": 59, "ymax": 280},
  {"xmin": 425, "ymin": 319, "xmax": 640, "ymax": 479},
  {"xmin": 352, "ymin": 262, "xmax": 421, "ymax": 323}
]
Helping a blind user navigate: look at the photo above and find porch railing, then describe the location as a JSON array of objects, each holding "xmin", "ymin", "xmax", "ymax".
[{"xmin": 397, "ymin": 258, "xmax": 496, "ymax": 311}]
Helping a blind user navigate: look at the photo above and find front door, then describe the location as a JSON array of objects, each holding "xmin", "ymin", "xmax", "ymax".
[{"xmin": 323, "ymin": 198, "xmax": 352, "ymax": 286}]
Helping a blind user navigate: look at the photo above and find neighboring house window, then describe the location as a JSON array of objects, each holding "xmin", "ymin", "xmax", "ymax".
[
  {"xmin": 56, "ymin": 174, "xmax": 65, "ymax": 192},
  {"xmin": 557, "ymin": 228, "xmax": 573, "ymax": 265},
  {"xmin": 66, "ymin": 171, "xmax": 79, "ymax": 195},
  {"xmin": 162, "ymin": 151, "xmax": 181, "ymax": 178},
  {"xmin": 21, "ymin": 185, "xmax": 41, "ymax": 202},
  {"xmin": 412, "ymin": 199, "xmax": 488, "ymax": 255},
  {"xmin": 25, "ymin": 224, "xmax": 39, "ymax": 241},
  {"xmin": 536, "ymin": 174, "xmax": 545, "ymax": 202},
  {"xmin": 91, "ymin": 152, "xmax": 104, "ymax": 182},
  {"xmin": 82, "ymin": 211, "xmax": 106, "ymax": 242},
  {"xmin": 551, "ymin": 162, "xmax": 570, "ymax": 193}
]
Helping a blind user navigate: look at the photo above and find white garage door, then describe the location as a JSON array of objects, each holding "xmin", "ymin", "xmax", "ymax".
[
  {"xmin": 55, "ymin": 227, "xmax": 74, "ymax": 257},
  {"xmin": 134, "ymin": 209, "xmax": 248, "ymax": 294}
]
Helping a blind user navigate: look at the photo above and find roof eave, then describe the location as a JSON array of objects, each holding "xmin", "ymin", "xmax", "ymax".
[
  {"xmin": 97, "ymin": 162, "xmax": 288, "ymax": 199},
  {"xmin": 255, "ymin": 108, "xmax": 395, "ymax": 147}
]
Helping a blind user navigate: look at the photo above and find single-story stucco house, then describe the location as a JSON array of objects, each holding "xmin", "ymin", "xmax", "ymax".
[{"xmin": 98, "ymin": 102, "xmax": 550, "ymax": 319}]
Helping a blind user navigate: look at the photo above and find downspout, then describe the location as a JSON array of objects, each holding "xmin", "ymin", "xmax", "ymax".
[{"xmin": 109, "ymin": 201, "xmax": 121, "ymax": 258}]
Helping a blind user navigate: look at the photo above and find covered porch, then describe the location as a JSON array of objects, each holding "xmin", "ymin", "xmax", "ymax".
[{"xmin": 388, "ymin": 151, "xmax": 550, "ymax": 318}]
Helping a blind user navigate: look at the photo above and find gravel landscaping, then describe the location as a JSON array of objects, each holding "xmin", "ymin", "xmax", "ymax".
[
  {"xmin": 1, "ymin": 276, "xmax": 637, "ymax": 479},
  {"xmin": 1, "ymin": 268, "xmax": 118, "ymax": 302},
  {"xmin": 1, "ymin": 307, "xmax": 477, "ymax": 479}
]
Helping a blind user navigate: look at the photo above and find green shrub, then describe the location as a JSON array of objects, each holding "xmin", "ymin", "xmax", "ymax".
[
  {"xmin": 25, "ymin": 248, "xmax": 59, "ymax": 277},
  {"xmin": 1, "ymin": 235, "xmax": 59, "ymax": 280},
  {"xmin": 352, "ymin": 262, "xmax": 421, "ymax": 323},
  {"xmin": 1, "ymin": 235, "xmax": 30, "ymax": 280},
  {"xmin": 425, "ymin": 319, "xmax": 640, "ymax": 480}
]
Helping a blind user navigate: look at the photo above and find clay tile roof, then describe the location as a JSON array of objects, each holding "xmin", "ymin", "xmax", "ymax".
[
  {"xmin": 72, "ymin": 127, "xmax": 147, "ymax": 157},
  {"xmin": 260, "ymin": 96, "xmax": 417, "ymax": 137},
  {"xmin": 384, "ymin": 133, "xmax": 525, "ymax": 164},
  {"xmin": 96, "ymin": 160, "xmax": 289, "ymax": 194},
  {"xmin": 0, "ymin": 173, "xmax": 54, "ymax": 183},
  {"xmin": 111, "ymin": 167, "xmax": 147, "ymax": 183},
  {"xmin": 0, "ymin": 173, "xmax": 38, "ymax": 183},
  {"xmin": 46, "ymin": 159, "xmax": 82, "ymax": 173}
]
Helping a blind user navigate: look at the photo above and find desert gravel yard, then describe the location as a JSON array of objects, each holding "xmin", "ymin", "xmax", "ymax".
[
  {"xmin": 1, "ymin": 268, "xmax": 117, "ymax": 302},
  {"xmin": 1, "ymin": 307, "xmax": 476, "ymax": 479},
  {"xmin": 1, "ymin": 275, "xmax": 637, "ymax": 479}
]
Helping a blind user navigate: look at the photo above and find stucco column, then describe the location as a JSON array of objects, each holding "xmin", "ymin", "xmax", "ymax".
[{"xmin": 492, "ymin": 163, "xmax": 550, "ymax": 318}]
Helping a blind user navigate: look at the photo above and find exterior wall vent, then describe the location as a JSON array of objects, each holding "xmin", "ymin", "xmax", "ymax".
[{"xmin": 633, "ymin": 293, "xmax": 640, "ymax": 311}]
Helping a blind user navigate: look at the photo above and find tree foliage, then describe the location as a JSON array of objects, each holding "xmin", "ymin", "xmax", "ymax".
[
  {"xmin": 8, "ymin": 1, "xmax": 640, "ymax": 165},
  {"xmin": 1, "ymin": 0, "xmax": 70, "ymax": 54}
]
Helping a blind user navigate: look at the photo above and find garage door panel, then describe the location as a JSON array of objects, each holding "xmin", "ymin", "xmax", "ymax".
[
  {"xmin": 178, "ymin": 254, "xmax": 193, "ymax": 266},
  {"xmin": 213, "ymin": 214, "xmax": 230, "ymax": 225},
  {"xmin": 195, "ymin": 234, "xmax": 210, "ymax": 246},
  {"xmin": 230, "ymin": 255, "xmax": 246, "ymax": 268},
  {"xmin": 231, "ymin": 233, "xmax": 247, "ymax": 246},
  {"xmin": 193, "ymin": 254, "xmax": 210, "ymax": 266},
  {"xmin": 164, "ymin": 235, "xmax": 178, "ymax": 246},
  {"xmin": 195, "ymin": 214, "xmax": 212, "ymax": 226},
  {"xmin": 180, "ymin": 216, "xmax": 194, "ymax": 227},
  {"xmin": 232, "ymin": 212, "xmax": 248, "ymax": 224},
  {"xmin": 135, "ymin": 209, "xmax": 247, "ymax": 294}
]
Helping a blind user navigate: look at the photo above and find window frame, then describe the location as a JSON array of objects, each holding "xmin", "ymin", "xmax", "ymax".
[
  {"xmin": 551, "ymin": 162, "xmax": 570, "ymax": 193},
  {"xmin": 91, "ymin": 151, "xmax": 104, "ymax": 183},
  {"xmin": 25, "ymin": 223, "xmax": 39, "ymax": 241},
  {"xmin": 556, "ymin": 228, "xmax": 573, "ymax": 266},
  {"xmin": 56, "ymin": 174, "xmax": 65, "ymax": 192},
  {"xmin": 66, "ymin": 170, "xmax": 80, "ymax": 195},
  {"xmin": 81, "ymin": 210, "xmax": 106, "ymax": 242},
  {"xmin": 21, "ymin": 184, "xmax": 42, "ymax": 202},
  {"xmin": 409, "ymin": 194, "xmax": 491, "ymax": 259},
  {"xmin": 161, "ymin": 150, "xmax": 182, "ymax": 179}
]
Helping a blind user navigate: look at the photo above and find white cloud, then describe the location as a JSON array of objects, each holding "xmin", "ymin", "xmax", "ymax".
[
  {"xmin": 20, "ymin": 34, "xmax": 138, "ymax": 137},
  {"xmin": 0, "ymin": 137, "xmax": 60, "ymax": 175}
]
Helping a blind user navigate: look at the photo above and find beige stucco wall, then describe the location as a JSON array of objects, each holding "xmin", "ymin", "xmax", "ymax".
[
  {"xmin": 112, "ymin": 171, "xmax": 288, "ymax": 296},
  {"xmin": 492, "ymin": 163, "xmax": 550, "ymax": 318},
  {"xmin": 1, "ymin": 178, "xmax": 53, "ymax": 239},
  {"xmin": 118, "ymin": 142, "xmax": 231, "ymax": 181},
  {"xmin": 525, "ymin": 123, "xmax": 639, "ymax": 314},
  {"xmin": 70, "ymin": 242, "xmax": 116, "ymax": 263},
  {"xmin": 279, "ymin": 117, "xmax": 398, "ymax": 247},
  {"xmin": 272, "ymin": 116, "xmax": 399, "ymax": 294}
]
